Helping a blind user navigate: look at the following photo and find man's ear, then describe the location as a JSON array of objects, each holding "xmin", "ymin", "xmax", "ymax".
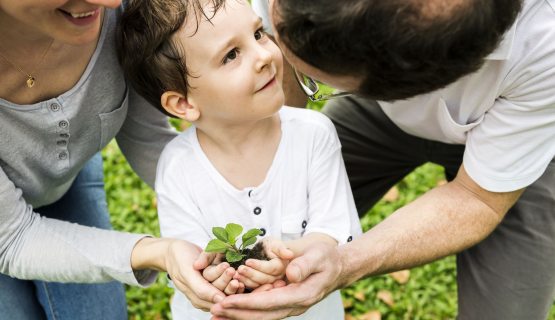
[{"xmin": 160, "ymin": 91, "xmax": 200, "ymax": 122}]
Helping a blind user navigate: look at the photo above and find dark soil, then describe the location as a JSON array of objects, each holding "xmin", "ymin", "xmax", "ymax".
[{"xmin": 226, "ymin": 241, "xmax": 269, "ymax": 269}]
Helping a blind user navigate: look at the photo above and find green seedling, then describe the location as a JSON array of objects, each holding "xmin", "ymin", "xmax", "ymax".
[{"xmin": 205, "ymin": 223, "xmax": 262, "ymax": 263}]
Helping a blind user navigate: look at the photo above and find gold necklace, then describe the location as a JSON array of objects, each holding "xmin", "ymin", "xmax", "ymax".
[{"xmin": 0, "ymin": 38, "xmax": 55, "ymax": 89}]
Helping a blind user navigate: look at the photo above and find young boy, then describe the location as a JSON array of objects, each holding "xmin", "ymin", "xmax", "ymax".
[{"xmin": 118, "ymin": 0, "xmax": 362, "ymax": 319}]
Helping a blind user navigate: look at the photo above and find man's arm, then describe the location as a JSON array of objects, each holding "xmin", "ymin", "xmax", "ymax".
[
  {"xmin": 337, "ymin": 164, "xmax": 523, "ymax": 285},
  {"xmin": 210, "ymin": 165, "xmax": 523, "ymax": 319}
]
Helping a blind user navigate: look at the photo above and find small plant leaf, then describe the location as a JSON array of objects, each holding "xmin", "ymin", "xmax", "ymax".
[
  {"xmin": 241, "ymin": 236, "xmax": 257, "ymax": 249},
  {"xmin": 242, "ymin": 228, "xmax": 261, "ymax": 242},
  {"xmin": 225, "ymin": 223, "xmax": 243, "ymax": 245},
  {"xmin": 226, "ymin": 250, "xmax": 244, "ymax": 263},
  {"xmin": 212, "ymin": 227, "xmax": 228, "ymax": 242},
  {"xmin": 240, "ymin": 228, "xmax": 261, "ymax": 249},
  {"xmin": 205, "ymin": 239, "xmax": 228, "ymax": 253}
]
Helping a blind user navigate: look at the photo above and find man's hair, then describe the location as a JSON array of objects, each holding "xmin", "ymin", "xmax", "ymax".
[
  {"xmin": 116, "ymin": 0, "xmax": 224, "ymax": 116},
  {"xmin": 274, "ymin": 0, "xmax": 522, "ymax": 100}
]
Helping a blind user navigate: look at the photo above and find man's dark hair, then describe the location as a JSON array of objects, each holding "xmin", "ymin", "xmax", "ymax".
[
  {"xmin": 116, "ymin": 0, "xmax": 224, "ymax": 117},
  {"xmin": 274, "ymin": 0, "xmax": 522, "ymax": 100}
]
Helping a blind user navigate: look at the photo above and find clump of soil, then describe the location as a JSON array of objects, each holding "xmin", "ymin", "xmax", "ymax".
[{"xmin": 226, "ymin": 241, "xmax": 269, "ymax": 269}]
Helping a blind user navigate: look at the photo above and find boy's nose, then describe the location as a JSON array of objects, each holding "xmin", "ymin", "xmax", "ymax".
[
  {"xmin": 84, "ymin": 0, "xmax": 122, "ymax": 9},
  {"xmin": 255, "ymin": 47, "xmax": 273, "ymax": 71}
]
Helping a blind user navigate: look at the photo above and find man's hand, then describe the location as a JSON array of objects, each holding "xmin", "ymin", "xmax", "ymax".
[
  {"xmin": 208, "ymin": 165, "xmax": 524, "ymax": 319},
  {"xmin": 210, "ymin": 242, "xmax": 343, "ymax": 320}
]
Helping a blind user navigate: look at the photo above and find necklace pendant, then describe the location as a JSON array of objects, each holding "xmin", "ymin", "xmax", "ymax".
[{"xmin": 26, "ymin": 76, "xmax": 35, "ymax": 88}]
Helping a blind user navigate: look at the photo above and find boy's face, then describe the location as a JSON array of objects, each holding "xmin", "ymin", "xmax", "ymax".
[{"xmin": 178, "ymin": 0, "xmax": 284, "ymax": 125}]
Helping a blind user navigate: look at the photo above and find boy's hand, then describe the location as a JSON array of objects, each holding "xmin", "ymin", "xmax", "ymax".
[
  {"xmin": 234, "ymin": 237, "xmax": 294, "ymax": 288},
  {"xmin": 196, "ymin": 252, "xmax": 246, "ymax": 295},
  {"xmin": 203, "ymin": 262, "xmax": 245, "ymax": 295}
]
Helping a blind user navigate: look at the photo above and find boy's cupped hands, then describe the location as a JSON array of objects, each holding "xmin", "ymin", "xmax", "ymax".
[{"xmin": 196, "ymin": 237, "xmax": 294, "ymax": 295}]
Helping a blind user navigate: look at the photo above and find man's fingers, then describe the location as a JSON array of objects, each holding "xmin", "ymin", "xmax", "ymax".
[
  {"xmin": 263, "ymin": 238, "xmax": 294, "ymax": 260},
  {"xmin": 285, "ymin": 248, "xmax": 323, "ymax": 283},
  {"xmin": 277, "ymin": 246, "xmax": 295, "ymax": 260},
  {"xmin": 285, "ymin": 263, "xmax": 304, "ymax": 283},
  {"xmin": 251, "ymin": 283, "xmax": 274, "ymax": 293},
  {"xmin": 218, "ymin": 283, "xmax": 306, "ymax": 310},
  {"xmin": 211, "ymin": 303, "xmax": 296, "ymax": 320},
  {"xmin": 269, "ymin": 242, "xmax": 294, "ymax": 260}
]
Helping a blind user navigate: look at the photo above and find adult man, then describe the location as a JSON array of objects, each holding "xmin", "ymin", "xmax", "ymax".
[{"xmin": 207, "ymin": 0, "xmax": 555, "ymax": 319}]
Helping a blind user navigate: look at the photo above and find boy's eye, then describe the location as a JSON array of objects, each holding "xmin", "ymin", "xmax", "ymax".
[
  {"xmin": 254, "ymin": 28, "xmax": 266, "ymax": 40},
  {"xmin": 223, "ymin": 48, "xmax": 239, "ymax": 64}
]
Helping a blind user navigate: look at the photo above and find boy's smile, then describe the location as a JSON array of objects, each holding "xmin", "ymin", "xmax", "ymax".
[{"xmin": 255, "ymin": 75, "xmax": 277, "ymax": 92}]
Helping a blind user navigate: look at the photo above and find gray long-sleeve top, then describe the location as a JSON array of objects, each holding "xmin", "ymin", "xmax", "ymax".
[{"xmin": 0, "ymin": 7, "xmax": 176, "ymax": 285}]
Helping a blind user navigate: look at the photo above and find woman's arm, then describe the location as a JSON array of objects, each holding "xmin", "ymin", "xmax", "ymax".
[
  {"xmin": 116, "ymin": 88, "xmax": 177, "ymax": 187},
  {"xmin": 0, "ymin": 166, "xmax": 152, "ymax": 284}
]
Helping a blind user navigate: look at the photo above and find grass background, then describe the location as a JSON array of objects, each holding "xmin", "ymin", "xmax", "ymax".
[{"xmin": 103, "ymin": 102, "xmax": 555, "ymax": 319}]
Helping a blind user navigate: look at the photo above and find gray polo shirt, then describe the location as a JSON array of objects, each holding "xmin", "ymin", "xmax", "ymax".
[{"xmin": 0, "ymin": 7, "xmax": 176, "ymax": 285}]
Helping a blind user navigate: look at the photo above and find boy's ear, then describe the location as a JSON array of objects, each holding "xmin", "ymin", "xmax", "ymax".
[{"xmin": 160, "ymin": 91, "xmax": 200, "ymax": 122}]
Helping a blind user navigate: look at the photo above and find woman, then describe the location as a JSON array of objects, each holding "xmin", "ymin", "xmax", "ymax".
[{"xmin": 0, "ymin": 0, "xmax": 219, "ymax": 318}]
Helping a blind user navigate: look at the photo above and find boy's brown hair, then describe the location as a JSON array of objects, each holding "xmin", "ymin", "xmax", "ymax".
[{"xmin": 116, "ymin": 0, "xmax": 225, "ymax": 117}]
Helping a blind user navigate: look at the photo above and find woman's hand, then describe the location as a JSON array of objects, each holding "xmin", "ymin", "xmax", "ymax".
[{"xmin": 131, "ymin": 237, "xmax": 226, "ymax": 311}]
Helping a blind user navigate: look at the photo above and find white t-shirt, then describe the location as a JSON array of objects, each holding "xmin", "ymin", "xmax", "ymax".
[
  {"xmin": 156, "ymin": 106, "xmax": 362, "ymax": 320},
  {"xmin": 252, "ymin": 0, "xmax": 555, "ymax": 193}
]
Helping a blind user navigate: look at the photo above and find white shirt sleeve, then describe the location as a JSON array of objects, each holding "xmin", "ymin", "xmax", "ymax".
[
  {"xmin": 459, "ymin": 1, "xmax": 555, "ymax": 192},
  {"xmin": 465, "ymin": 100, "xmax": 555, "ymax": 192},
  {"xmin": 464, "ymin": 40, "xmax": 555, "ymax": 192},
  {"xmin": 304, "ymin": 114, "xmax": 362, "ymax": 244},
  {"xmin": 155, "ymin": 139, "xmax": 211, "ymax": 248}
]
